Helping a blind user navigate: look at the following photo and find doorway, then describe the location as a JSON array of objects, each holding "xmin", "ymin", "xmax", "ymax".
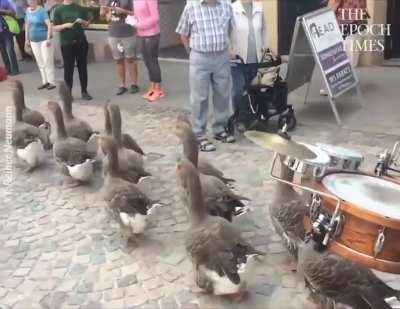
[
  {"xmin": 385, "ymin": 0, "xmax": 400, "ymax": 59},
  {"xmin": 278, "ymin": 0, "xmax": 322, "ymax": 55}
]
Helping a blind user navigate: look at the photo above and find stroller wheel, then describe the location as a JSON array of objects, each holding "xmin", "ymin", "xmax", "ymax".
[{"xmin": 278, "ymin": 113, "xmax": 297, "ymax": 131}]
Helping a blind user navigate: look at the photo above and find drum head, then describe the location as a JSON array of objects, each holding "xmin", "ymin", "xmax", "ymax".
[
  {"xmin": 322, "ymin": 173, "xmax": 400, "ymax": 219},
  {"xmin": 300, "ymin": 143, "xmax": 330, "ymax": 167},
  {"xmin": 316, "ymin": 143, "xmax": 363, "ymax": 160}
]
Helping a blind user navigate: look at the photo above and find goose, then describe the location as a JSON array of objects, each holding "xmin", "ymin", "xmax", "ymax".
[
  {"xmin": 100, "ymin": 136, "xmax": 162, "ymax": 239},
  {"xmin": 176, "ymin": 113, "xmax": 235, "ymax": 186},
  {"xmin": 102, "ymin": 104, "xmax": 150, "ymax": 183},
  {"xmin": 178, "ymin": 158, "xmax": 264, "ymax": 300},
  {"xmin": 298, "ymin": 232, "xmax": 400, "ymax": 309},
  {"xmin": 59, "ymin": 81, "xmax": 96, "ymax": 142},
  {"xmin": 269, "ymin": 152, "xmax": 307, "ymax": 271},
  {"xmin": 104, "ymin": 103, "xmax": 145, "ymax": 155},
  {"xmin": 175, "ymin": 121, "xmax": 250, "ymax": 222},
  {"xmin": 11, "ymin": 87, "xmax": 51, "ymax": 171},
  {"xmin": 10, "ymin": 79, "xmax": 46, "ymax": 127},
  {"xmin": 48, "ymin": 101, "xmax": 97, "ymax": 182}
]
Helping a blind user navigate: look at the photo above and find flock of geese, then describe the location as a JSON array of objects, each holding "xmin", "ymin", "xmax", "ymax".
[{"xmin": 9, "ymin": 79, "xmax": 400, "ymax": 308}]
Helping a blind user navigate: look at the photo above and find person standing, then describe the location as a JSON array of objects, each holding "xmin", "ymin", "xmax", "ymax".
[
  {"xmin": 25, "ymin": 0, "xmax": 55, "ymax": 89},
  {"xmin": 176, "ymin": 0, "xmax": 235, "ymax": 152},
  {"xmin": 327, "ymin": 0, "xmax": 368, "ymax": 67},
  {"xmin": 52, "ymin": 0, "xmax": 92, "ymax": 100},
  {"xmin": 11, "ymin": 0, "xmax": 30, "ymax": 60},
  {"xmin": 127, "ymin": 0, "xmax": 163, "ymax": 102},
  {"xmin": 0, "ymin": 0, "xmax": 19, "ymax": 75},
  {"xmin": 230, "ymin": 0, "xmax": 265, "ymax": 131},
  {"xmin": 100, "ymin": 0, "xmax": 139, "ymax": 96}
]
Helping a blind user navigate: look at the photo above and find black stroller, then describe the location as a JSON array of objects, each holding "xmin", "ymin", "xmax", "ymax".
[{"xmin": 228, "ymin": 51, "xmax": 296, "ymax": 133}]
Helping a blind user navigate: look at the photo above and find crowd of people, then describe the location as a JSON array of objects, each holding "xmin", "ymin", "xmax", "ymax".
[{"xmin": 1, "ymin": 0, "xmax": 367, "ymax": 148}]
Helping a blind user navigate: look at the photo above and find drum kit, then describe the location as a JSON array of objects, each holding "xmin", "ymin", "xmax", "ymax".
[{"xmin": 245, "ymin": 128, "xmax": 400, "ymax": 274}]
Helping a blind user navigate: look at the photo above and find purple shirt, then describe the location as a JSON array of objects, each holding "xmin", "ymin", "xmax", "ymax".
[{"xmin": 0, "ymin": 0, "xmax": 14, "ymax": 32}]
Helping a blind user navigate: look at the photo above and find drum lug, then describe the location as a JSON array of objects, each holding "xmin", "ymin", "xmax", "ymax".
[{"xmin": 373, "ymin": 227, "xmax": 386, "ymax": 258}]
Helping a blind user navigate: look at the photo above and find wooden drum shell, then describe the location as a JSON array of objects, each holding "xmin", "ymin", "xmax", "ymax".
[{"xmin": 310, "ymin": 173, "xmax": 400, "ymax": 274}]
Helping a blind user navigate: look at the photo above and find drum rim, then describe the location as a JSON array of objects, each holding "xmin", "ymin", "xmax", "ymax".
[
  {"xmin": 316, "ymin": 143, "xmax": 364, "ymax": 161},
  {"xmin": 314, "ymin": 171, "xmax": 400, "ymax": 228},
  {"xmin": 298, "ymin": 142, "xmax": 331, "ymax": 166}
]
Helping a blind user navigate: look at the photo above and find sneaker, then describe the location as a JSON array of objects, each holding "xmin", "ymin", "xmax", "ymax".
[
  {"xmin": 320, "ymin": 89, "xmax": 328, "ymax": 96},
  {"xmin": 81, "ymin": 91, "xmax": 93, "ymax": 101},
  {"xmin": 214, "ymin": 131, "xmax": 236, "ymax": 143},
  {"xmin": 141, "ymin": 88, "xmax": 153, "ymax": 99},
  {"xmin": 147, "ymin": 90, "xmax": 165, "ymax": 102},
  {"xmin": 130, "ymin": 84, "xmax": 139, "ymax": 94},
  {"xmin": 199, "ymin": 138, "xmax": 216, "ymax": 152},
  {"xmin": 116, "ymin": 87, "xmax": 128, "ymax": 96},
  {"xmin": 38, "ymin": 83, "xmax": 49, "ymax": 90},
  {"xmin": 47, "ymin": 84, "xmax": 56, "ymax": 90}
]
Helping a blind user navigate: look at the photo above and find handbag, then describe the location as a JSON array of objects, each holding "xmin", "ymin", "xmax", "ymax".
[
  {"xmin": 2, "ymin": 15, "xmax": 21, "ymax": 35},
  {"xmin": 24, "ymin": 42, "xmax": 33, "ymax": 56}
]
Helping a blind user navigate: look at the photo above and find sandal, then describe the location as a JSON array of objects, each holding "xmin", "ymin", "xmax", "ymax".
[
  {"xmin": 199, "ymin": 139, "xmax": 216, "ymax": 152},
  {"xmin": 214, "ymin": 131, "xmax": 236, "ymax": 143}
]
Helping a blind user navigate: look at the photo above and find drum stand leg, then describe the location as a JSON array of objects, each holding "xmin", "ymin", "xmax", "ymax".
[{"xmin": 328, "ymin": 96, "xmax": 342, "ymax": 126}]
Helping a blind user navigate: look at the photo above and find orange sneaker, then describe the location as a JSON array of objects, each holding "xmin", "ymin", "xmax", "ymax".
[
  {"xmin": 147, "ymin": 90, "xmax": 165, "ymax": 102},
  {"xmin": 141, "ymin": 90, "xmax": 153, "ymax": 99}
]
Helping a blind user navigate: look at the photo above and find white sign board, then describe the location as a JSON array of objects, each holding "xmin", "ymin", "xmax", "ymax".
[
  {"xmin": 303, "ymin": 8, "xmax": 358, "ymax": 98},
  {"xmin": 286, "ymin": 8, "xmax": 363, "ymax": 125}
]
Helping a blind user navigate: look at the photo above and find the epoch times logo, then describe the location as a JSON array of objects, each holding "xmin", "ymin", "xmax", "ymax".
[
  {"xmin": 309, "ymin": 8, "xmax": 391, "ymax": 52},
  {"xmin": 338, "ymin": 8, "xmax": 390, "ymax": 52}
]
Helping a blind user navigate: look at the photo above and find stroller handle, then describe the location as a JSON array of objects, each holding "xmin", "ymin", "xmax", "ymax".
[{"xmin": 231, "ymin": 54, "xmax": 282, "ymax": 69}]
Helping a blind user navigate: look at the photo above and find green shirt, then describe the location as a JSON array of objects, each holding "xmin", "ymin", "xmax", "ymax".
[{"xmin": 53, "ymin": 3, "xmax": 88, "ymax": 46}]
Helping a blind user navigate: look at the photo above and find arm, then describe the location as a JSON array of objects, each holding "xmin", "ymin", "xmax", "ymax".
[
  {"xmin": 176, "ymin": 4, "xmax": 190, "ymax": 52},
  {"xmin": 135, "ymin": 0, "xmax": 159, "ymax": 31},
  {"xmin": 180, "ymin": 34, "xmax": 190, "ymax": 53},
  {"xmin": 45, "ymin": 19, "xmax": 52, "ymax": 40},
  {"xmin": 52, "ymin": 8, "xmax": 74, "ymax": 32},
  {"xmin": 99, "ymin": 5, "xmax": 109, "ymax": 17}
]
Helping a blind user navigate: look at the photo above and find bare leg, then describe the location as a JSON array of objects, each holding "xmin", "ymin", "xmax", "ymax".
[
  {"xmin": 115, "ymin": 58, "xmax": 126, "ymax": 87},
  {"xmin": 126, "ymin": 57, "xmax": 138, "ymax": 85}
]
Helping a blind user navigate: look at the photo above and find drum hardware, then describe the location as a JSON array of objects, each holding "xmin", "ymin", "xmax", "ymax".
[
  {"xmin": 316, "ymin": 143, "xmax": 364, "ymax": 172},
  {"xmin": 270, "ymin": 152, "xmax": 342, "ymax": 247},
  {"xmin": 373, "ymin": 227, "xmax": 386, "ymax": 258},
  {"xmin": 375, "ymin": 142, "xmax": 400, "ymax": 177},
  {"xmin": 245, "ymin": 130, "xmax": 316, "ymax": 160}
]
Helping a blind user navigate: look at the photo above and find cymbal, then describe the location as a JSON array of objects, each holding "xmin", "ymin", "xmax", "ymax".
[{"xmin": 245, "ymin": 130, "xmax": 317, "ymax": 160}]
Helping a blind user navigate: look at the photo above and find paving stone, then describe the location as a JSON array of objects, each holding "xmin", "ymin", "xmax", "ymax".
[
  {"xmin": 159, "ymin": 252, "xmax": 186, "ymax": 266},
  {"xmin": 1, "ymin": 277, "xmax": 23, "ymax": 289},
  {"xmin": 69, "ymin": 264, "xmax": 88, "ymax": 276},
  {"xmin": 67, "ymin": 294, "xmax": 87, "ymax": 306},
  {"xmin": 13, "ymin": 267, "xmax": 31, "ymax": 277},
  {"xmin": 102, "ymin": 299, "xmax": 125, "ymax": 309},
  {"xmin": 55, "ymin": 258, "xmax": 72, "ymax": 269},
  {"xmin": 125, "ymin": 294, "xmax": 149, "ymax": 307},
  {"xmin": 104, "ymin": 288, "xmax": 125, "ymax": 301},
  {"xmin": 57, "ymin": 280, "xmax": 77, "ymax": 293},
  {"xmin": 0, "ymin": 291, "xmax": 23, "ymax": 307},
  {"xmin": 146, "ymin": 288, "xmax": 165, "ymax": 301},
  {"xmin": 77, "ymin": 280, "xmax": 94, "ymax": 294},
  {"xmin": 117, "ymin": 274, "xmax": 138, "ymax": 288},
  {"xmin": 81, "ymin": 301, "xmax": 103, "ymax": 309},
  {"xmin": 0, "ymin": 287, "xmax": 8, "ymax": 298},
  {"xmin": 94, "ymin": 280, "xmax": 114, "ymax": 292}
]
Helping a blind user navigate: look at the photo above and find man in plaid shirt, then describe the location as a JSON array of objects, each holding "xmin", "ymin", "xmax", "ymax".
[{"xmin": 176, "ymin": 0, "xmax": 235, "ymax": 152}]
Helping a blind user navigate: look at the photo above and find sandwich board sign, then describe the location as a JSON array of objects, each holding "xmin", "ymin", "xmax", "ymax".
[{"xmin": 286, "ymin": 8, "xmax": 363, "ymax": 125}]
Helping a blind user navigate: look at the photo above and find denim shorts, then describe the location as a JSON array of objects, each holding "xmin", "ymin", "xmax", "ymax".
[{"xmin": 108, "ymin": 36, "xmax": 137, "ymax": 60}]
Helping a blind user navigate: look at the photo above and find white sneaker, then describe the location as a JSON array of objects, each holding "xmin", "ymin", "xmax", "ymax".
[{"xmin": 320, "ymin": 89, "xmax": 328, "ymax": 96}]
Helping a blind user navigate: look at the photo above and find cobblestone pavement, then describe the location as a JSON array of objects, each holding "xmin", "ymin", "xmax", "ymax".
[{"xmin": 1, "ymin": 100, "xmax": 400, "ymax": 309}]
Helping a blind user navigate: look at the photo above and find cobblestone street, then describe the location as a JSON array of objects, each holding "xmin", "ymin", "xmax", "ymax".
[{"xmin": 1, "ymin": 76, "xmax": 400, "ymax": 308}]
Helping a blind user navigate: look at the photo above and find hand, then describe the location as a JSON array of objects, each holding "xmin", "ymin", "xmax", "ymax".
[
  {"xmin": 46, "ymin": 40, "xmax": 51, "ymax": 47},
  {"xmin": 112, "ymin": 7, "xmax": 124, "ymax": 14},
  {"xmin": 74, "ymin": 18, "xmax": 83, "ymax": 24},
  {"xmin": 125, "ymin": 15, "xmax": 137, "ymax": 27},
  {"xmin": 229, "ymin": 52, "xmax": 237, "ymax": 60},
  {"xmin": 63, "ymin": 22, "xmax": 74, "ymax": 29}
]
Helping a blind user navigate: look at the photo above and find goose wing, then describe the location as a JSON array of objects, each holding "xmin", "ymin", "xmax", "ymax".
[
  {"xmin": 12, "ymin": 123, "xmax": 39, "ymax": 148},
  {"xmin": 22, "ymin": 108, "xmax": 45, "ymax": 127},
  {"xmin": 65, "ymin": 119, "xmax": 94, "ymax": 142},
  {"xmin": 186, "ymin": 217, "xmax": 262, "ymax": 285},
  {"xmin": 54, "ymin": 137, "xmax": 95, "ymax": 166}
]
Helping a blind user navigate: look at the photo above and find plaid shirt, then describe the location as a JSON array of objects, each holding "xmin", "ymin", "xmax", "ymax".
[{"xmin": 176, "ymin": 0, "xmax": 234, "ymax": 53}]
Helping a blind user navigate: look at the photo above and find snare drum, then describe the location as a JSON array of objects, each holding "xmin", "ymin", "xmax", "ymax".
[
  {"xmin": 310, "ymin": 172, "xmax": 400, "ymax": 273},
  {"xmin": 284, "ymin": 143, "xmax": 330, "ymax": 178},
  {"xmin": 316, "ymin": 143, "xmax": 363, "ymax": 171}
]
